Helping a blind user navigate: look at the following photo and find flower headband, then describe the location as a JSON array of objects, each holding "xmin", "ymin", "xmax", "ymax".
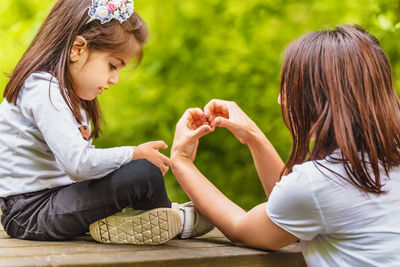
[{"xmin": 87, "ymin": 0, "xmax": 134, "ymax": 24}]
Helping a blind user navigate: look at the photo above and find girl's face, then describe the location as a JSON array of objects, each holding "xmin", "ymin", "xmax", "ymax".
[{"xmin": 69, "ymin": 40, "xmax": 137, "ymax": 100}]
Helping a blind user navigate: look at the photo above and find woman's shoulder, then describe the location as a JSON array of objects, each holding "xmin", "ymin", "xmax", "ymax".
[
  {"xmin": 277, "ymin": 153, "xmax": 351, "ymax": 198},
  {"xmin": 293, "ymin": 151, "xmax": 348, "ymax": 180},
  {"xmin": 269, "ymin": 154, "xmax": 347, "ymax": 219}
]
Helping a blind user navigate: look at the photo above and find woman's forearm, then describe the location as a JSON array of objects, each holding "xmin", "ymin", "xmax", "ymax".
[
  {"xmin": 169, "ymin": 104, "xmax": 296, "ymax": 250},
  {"xmin": 171, "ymin": 157, "xmax": 246, "ymax": 243},
  {"xmin": 247, "ymin": 130, "xmax": 285, "ymax": 196}
]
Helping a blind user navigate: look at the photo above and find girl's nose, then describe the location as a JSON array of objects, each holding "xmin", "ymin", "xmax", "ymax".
[{"xmin": 108, "ymin": 73, "xmax": 119, "ymax": 85}]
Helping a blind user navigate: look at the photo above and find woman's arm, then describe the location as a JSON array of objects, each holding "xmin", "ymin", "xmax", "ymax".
[
  {"xmin": 204, "ymin": 99, "xmax": 284, "ymax": 196},
  {"xmin": 171, "ymin": 107, "xmax": 297, "ymax": 250},
  {"xmin": 171, "ymin": 157, "xmax": 297, "ymax": 250},
  {"xmin": 246, "ymin": 130, "xmax": 285, "ymax": 197}
]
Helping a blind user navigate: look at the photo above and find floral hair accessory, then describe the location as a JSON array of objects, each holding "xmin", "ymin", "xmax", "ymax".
[{"xmin": 87, "ymin": 0, "xmax": 134, "ymax": 24}]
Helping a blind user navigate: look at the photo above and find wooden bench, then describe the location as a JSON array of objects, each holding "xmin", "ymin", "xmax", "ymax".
[{"xmin": 0, "ymin": 212, "xmax": 306, "ymax": 267}]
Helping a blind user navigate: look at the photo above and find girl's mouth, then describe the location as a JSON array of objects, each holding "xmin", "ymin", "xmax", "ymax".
[{"xmin": 98, "ymin": 87, "xmax": 108, "ymax": 95}]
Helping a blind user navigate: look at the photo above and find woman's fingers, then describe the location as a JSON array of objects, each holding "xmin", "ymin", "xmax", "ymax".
[
  {"xmin": 185, "ymin": 104, "xmax": 233, "ymax": 131},
  {"xmin": 204, "ymin": 99, "xmax": 231, "ymax": 128},
  {"xmin": 186, "ymin": 108, "xmax": 208, "ymax": 130},
  {"xmin": 204, "ymin": 99, "xmax": 229, "ymax": 115},
  {"xmin": 204, "ymin": 99, "xmax": 218, "ymax": 123},
  {"xmin": 192, "ymin": 124, "xmax": 212, "ymax": 139},
  {"xmin": 178, "ymin": 104, "xmax": 238, "ymax": 139},
  {"xmin": 215, "ymin": 116, "xmax": 234, "ymax": 130}
]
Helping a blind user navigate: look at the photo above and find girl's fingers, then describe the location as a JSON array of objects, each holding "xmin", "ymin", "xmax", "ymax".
[
  {"xmin": 151, "ymin": 141, "xmax": 168, "ymax": 150},
  {"xmin": 153, "ymin": 157, "xmax": 169, "ymax": 174},
  {"xmin": 162, "ymin": 155, "xmax": 171, "ymax": 166},
  {"xmin": 157, "ymin": 153, "xmax": 170, "ymax": 165},
  {"xmin": 161, "ymin": 165, "xmax": 169, "ymax": 176}
]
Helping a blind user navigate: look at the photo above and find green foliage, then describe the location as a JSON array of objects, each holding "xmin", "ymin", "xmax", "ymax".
[{"xmin": 1, "ymin": 0, "xmax": 399, "ymax": 210}]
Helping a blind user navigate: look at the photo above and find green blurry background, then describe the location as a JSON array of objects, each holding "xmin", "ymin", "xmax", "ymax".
[{"xmin": 1, "ymin": 0, "xmax": 399, "ymax": 210}]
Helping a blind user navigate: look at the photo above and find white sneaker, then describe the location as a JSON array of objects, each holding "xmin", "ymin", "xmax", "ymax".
[
  {"xmin": 171, "ymin": 202, "xmax": 215, "ymax": 239},
  {"xmin": 89, "ymin": 207, "xmax": 181, "ymax": 245}
]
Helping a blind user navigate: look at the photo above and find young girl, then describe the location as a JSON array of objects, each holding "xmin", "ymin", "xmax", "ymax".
[
  {"xmin": 0, "ymin": 0, "xmax": 212, "ymax": 244},
  {"xmin": 171, "ymin": 25, "xmax": 400, "ymax": 266}
]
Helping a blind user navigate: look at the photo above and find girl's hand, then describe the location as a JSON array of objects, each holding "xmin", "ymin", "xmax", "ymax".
[
  {"xmin": 132, "ymin": 141, "xmax": 170, "ymax": 175},
  {"xmin": 204, "ymin": 99, "xmax": 261, "ymax": 145},
  {"xmin": 171, "ymin": 108, "xmax": 212, "ymax": 162}
]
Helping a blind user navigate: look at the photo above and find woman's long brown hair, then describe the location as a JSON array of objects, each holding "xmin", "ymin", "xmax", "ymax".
[
  {"xmin": 280, "ymin": 25, "xmax": 400, "ymax": 193},
  {"xmin": 3, "ymin": 0, "xmax": 148, "ymax": 138}
]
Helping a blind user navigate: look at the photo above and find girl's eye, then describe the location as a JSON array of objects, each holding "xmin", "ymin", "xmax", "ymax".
[{"xmin": 110, "ymin": 64, "xmax": 117, "ymax": 70}]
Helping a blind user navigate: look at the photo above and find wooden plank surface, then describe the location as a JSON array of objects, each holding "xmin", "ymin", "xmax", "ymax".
[{"xmin": 0, "ymin": 212, "xmax": 306, "ymax": 267}]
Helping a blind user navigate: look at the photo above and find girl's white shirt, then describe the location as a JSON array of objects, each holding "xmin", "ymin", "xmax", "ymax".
[
  {"xmin": 0, "ymin": 72, "xmax": 133, "ymax": 197},
  {"xmin": 267, "ymin": 150, "xmax": 400, "ymax": 267}
]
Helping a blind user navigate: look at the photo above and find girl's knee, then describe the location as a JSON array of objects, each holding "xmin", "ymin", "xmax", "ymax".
[
  {"xmin": 126, "ymin": 159, "xmax": 165, "ymax": 188},
  {"xmin": 127, "ymin": 159, "xmax": 170, "ymax": 209},
  {"xmin": 109, "ymin": 159, "xmax": 167, "ymax": 207}
]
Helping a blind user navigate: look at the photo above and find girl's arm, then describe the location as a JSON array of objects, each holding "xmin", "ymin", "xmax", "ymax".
[
  {"xmin": 25, "ymin": 73, "xmax": 170, "ymax": 180},
  {"xmin": 204, "ymin": 99, "xmax": 284, "ymax": 196},
  {"xmin": 171, "ymin": 108, "xmax": 297, "ymax": 250},
  {"xmin": 132, "ymin": 141, "xmax": 170, "ymax": 175}
]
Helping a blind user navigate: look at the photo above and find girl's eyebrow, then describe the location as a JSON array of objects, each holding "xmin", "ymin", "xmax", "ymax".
[{"xmin": 116, "ymin": 57, "xmax": 126, "ymax": 66}]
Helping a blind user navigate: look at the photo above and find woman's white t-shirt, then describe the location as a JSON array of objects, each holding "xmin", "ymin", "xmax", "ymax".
[
  {"xmin": 0, "ymin": 72, "xmax": 133, "ymax": 197},
  {"xmin": 266, "ymin": 152, "xmax": 400, "ymax": 267}
]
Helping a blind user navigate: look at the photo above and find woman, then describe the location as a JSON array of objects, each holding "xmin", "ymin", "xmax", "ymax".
[{"xmin": 170, "ymin": 25, "xmax": 400, "ymax": 266}]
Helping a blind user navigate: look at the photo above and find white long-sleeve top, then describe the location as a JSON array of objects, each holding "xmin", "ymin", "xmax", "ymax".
[{"xmin": 0, "ymin": 72, "xmax": 133, "ymax": 197}]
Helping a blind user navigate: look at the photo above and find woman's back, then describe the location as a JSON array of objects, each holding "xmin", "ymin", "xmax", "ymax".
[{"xmin": 267, "ymin": 150, "xmax": 400, "ymax": 266}]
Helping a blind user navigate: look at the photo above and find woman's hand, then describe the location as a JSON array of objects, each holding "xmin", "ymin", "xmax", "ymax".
[
  {"xmin": 132, "ymin": 141, "xmax": 170, "ymax": 175},
  {"xmin": 204, "ymin": 99, "xmax": 262, "ymax": 145},
  {"xmin": 171, "ymin": 108, "xmax": 212, "ymax": 162}
]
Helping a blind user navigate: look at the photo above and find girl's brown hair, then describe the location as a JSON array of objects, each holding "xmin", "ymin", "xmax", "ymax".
[
  {"xmin": 3, "ymin": 0, "xmax": 148, "ymax": 138},
  {"xmin": 280, "ymin": 25, "xmax": 400, "ymax": 193}
]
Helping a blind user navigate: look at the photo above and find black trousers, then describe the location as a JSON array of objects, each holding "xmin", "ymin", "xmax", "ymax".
[{"xmin": 0, "ymin": 159, "xmax": 171, "ymax": 241}]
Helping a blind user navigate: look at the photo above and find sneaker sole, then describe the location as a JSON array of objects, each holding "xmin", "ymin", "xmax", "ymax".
[{"xmin": 89, "ymin": 208, "xmax": 181, "ymax": 245}]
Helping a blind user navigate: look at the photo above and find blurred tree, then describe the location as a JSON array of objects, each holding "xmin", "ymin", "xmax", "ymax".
[{"xmin": 1, "ymin": 0, "xmax": 399, "ymax": 209}]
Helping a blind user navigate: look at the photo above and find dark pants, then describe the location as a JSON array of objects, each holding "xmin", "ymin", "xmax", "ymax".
[{"xmin": 0, "ymin": 159, "xmax": 171, "ymax": 241}]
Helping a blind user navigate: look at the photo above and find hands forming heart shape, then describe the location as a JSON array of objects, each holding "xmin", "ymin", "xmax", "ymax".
[
  {"xmin": 187, "ymin": 101, "xmax": 229, "ymax": 131},
  {"xmin": 171, "ymin": 99, "xmax": 260, "ymax": 162}
]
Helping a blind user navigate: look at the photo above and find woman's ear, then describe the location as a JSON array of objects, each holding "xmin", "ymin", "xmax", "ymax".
[{"xmin": 70, "ymin": 36, "xmax": 88, "ymax": 62}]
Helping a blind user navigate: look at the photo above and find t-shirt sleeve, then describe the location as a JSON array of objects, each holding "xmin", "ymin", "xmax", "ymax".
[
  {"xmin": 20, "ymin": 73, "xmax": 133, "ymax": 181},
  {"xmin": 266, "ymin": 166, "xmax": 327, "ymax": 241}
]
